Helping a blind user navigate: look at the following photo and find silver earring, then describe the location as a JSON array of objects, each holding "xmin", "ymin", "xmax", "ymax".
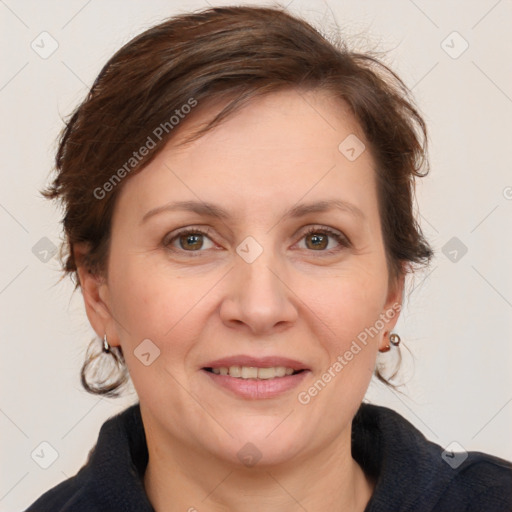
[
  {"xmin": 379, "ymin": 332, "xmax": 401, "ymax": 353},
  {"xmin": 389, "ymin": 333, "xmax": 401, "ymax": 346},
  {"xmin": 102, "ymin": 334, "xmax": 111, "ymax": 353}
]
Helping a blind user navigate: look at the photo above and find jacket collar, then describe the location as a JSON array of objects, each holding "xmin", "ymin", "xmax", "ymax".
[{"xmin": 81, "ymin": 401, "xmax": 458, "ymax": 511}]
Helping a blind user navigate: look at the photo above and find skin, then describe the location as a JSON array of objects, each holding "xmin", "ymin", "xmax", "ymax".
[{"xmin": 76, "ymin": 89, "xmax": 404, "ymax": 512}]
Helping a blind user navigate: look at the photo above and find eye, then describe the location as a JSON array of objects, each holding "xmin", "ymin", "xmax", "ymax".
[
  {"xmin": 297, "ymin": 226, "xmax": 350, "ymax": 254},
  {"xmin": 163, "ymin": 225, "xmax": 351, "ymax": 257},
  {"xmin": 164, "ymin": 227, "xmax": 216, "ymax": 255}
]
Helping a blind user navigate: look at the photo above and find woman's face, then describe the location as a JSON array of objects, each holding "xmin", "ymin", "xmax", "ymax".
[{"xmin": 83, "ymin": 89, "xmax": 402, "ymax": 467}]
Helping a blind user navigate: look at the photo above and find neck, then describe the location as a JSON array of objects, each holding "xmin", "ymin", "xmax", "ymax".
[{"xmin": 142, "ymin": 416, "xmax": 374, "ymax": 512}]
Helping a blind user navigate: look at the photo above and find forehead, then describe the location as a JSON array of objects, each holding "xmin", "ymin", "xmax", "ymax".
[
  {"xmin": 171, "ymin": 88, "xmax": 367, "ymax": 164},
  {"xmin": 114, "ymin": 89, "xmax": 379, "ymax": 223}
]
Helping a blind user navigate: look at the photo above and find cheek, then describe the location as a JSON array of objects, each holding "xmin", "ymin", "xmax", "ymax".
[
  {"xmin": 107, "ymin": 251, "xmax": 227, "ymax": 380},
  {"xmin": 107, "ymin": 251, "xmax": 197, "ymax": 345},
  {"xmin": 303, "ymin": 265, "xmax": 388, "ymax": 392},
  {"xmin": 107, "ymin": 260, "xmax": 201, "ymax": 401},
  {"xmin": 294, "ymin": 274, "xmax": 385, "ymax": 434},
  {"xmin": 310, "ymin": 267, "xmax": 388, "ymax": 340}
]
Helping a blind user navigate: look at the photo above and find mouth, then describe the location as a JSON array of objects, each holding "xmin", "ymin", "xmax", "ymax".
[
  {"xmin": 201, "ymin": 366, "xmax": 310, "ymax": 400},
  {"xmin": 202, "ymin": 366, "xmax": 306, "ymax": 379}
]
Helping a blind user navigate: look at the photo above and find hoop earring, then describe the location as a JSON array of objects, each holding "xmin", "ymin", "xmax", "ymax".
[
  {"xmin": 102, "ymin": 334, "xmax": 111, "ymax": 353},
  {"xmin": 81, "ymin": 334, "xmax": 128, "ymax": 397}
]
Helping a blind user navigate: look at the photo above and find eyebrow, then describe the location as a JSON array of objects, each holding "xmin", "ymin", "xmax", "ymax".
[{"xmin": 141, "ymin": 198, "xmax": 365, "ymax": 224}]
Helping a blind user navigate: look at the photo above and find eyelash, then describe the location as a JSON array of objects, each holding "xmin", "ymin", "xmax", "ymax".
[{"xmin": 163, "ymin": 226, "xmax": 351, "ymax": 257}]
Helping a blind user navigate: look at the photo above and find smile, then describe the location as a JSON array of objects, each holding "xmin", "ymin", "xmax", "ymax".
[
  {"xmin": 201, "ymin": 367, "xmax": 310, "ymax": 399},
  {"xmin": 204, "ymin": 366, "xmax": 303, "ymax": 379}
]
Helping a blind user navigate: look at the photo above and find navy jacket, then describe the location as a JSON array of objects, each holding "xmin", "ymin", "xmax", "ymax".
[{"xmin": 25, "ymin": 402, "xmax": 512, "ymax": 511}]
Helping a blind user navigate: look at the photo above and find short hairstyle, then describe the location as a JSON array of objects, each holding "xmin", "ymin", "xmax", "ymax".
[{"xmin": 42, "ymin": 5, "xmax": 433, "ymax": 396}]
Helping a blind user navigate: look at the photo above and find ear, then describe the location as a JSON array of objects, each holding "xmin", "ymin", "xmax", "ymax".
[
  {"xmin": 379, "ymin": 271, "xmax": 405, "ymax": 351},
  {"xmin": 74, "ymin": 242, "xmax": 118, "ymax": 347}
]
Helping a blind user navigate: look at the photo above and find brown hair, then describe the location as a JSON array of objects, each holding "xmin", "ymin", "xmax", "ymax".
[{"xmin": 43, "ymin": 5, "xmax": 433, "ymax": 396}]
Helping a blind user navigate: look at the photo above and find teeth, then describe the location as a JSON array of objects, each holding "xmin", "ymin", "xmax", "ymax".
[{"xmin": 210, "ymin": 366, "xmax": 297, "ymax": 379}]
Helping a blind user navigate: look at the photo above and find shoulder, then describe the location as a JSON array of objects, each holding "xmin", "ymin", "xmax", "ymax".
[
  {"xmin": 433, "ymin": 452, "xmax": 512, "ymax": 511},
  {"xmin": 354, "ymin": 403, "xmax": 512, "ymax": 512},
  {"xmin": 23, "ymin": 463, "xmax": 99, "ymax": 511},
  {"xmin": 24, "ymin": 404, "xmax": 153, "ymax": 512}
]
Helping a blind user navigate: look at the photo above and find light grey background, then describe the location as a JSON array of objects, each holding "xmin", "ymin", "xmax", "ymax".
[{"xmin": 1, "ymin": 0, "xmax": 511, "ymax": 510}]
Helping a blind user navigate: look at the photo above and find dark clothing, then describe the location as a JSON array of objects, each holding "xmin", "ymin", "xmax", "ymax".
[{"xmin": 25, "ymin": 402, "xmax": 512, "ymax": 511}]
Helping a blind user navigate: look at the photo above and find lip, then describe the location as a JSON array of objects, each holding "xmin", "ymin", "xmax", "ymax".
[
  {"xmin": 202, "ymin": 355, "xmax": 310, "ymax": 371},
  {"xmin": 202, "ymin": 368, "xmax": 310, "ymax": 400}
]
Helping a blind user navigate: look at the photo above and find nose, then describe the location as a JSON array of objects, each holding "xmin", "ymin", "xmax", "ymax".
[{"xmin": 219, "ymin": 247, "xmax": 298, "ymax": 335}]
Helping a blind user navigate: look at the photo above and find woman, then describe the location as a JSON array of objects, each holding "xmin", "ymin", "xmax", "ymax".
[{"xmin": 25, "ymin": 5, "xmax": 512, "ymax": 512}]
